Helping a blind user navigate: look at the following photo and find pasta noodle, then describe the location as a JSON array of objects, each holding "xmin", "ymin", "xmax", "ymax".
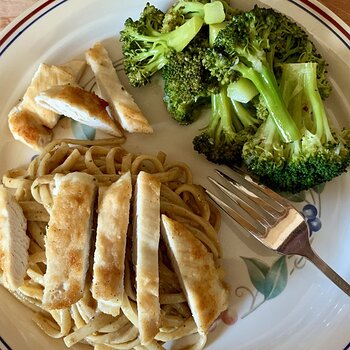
[{"xmin": 0, "ymin": 138, "xmax": 221, "ymax": 350}]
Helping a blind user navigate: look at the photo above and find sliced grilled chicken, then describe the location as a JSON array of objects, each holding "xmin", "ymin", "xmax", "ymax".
[
  {"xmin": 43, "ymin": 172, "xmax": 97, "ymax": 310},
  {"xmin": 92, "ymin": 172, "xmax": 132, "ymax": 316},
  {"xmin": 161, "ymin": 215, "xmax": 229, "ymax": 335},
  {"xmin": 20, "ymin": 63, "xmax": 78, "ymax": 128},
  {"xmin": 0, "ymin": 186, "xmax": 29, "ymax": 291},
  {"xmin": 36, "ymin": 84, "xmax": 123, "ymax": 137},
  {"xmin": 8, "ymin": 107, "xmax": 53, "ymax": 151},
  {"xmin": 133, "ymin": 171, "xmax": 161, "ymax": 344},
  {"xmin": 85, "ymin": 42, "xmax": 153, "ymax": 134},
  {"xmin": 59, "ymin": 59, "xmax": 86, "ymax": 83}
]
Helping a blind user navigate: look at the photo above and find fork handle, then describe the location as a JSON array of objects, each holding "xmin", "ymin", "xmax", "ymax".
[{"xmin": 303, "ymin": 248, "xmax": 350, "ymax": 296}]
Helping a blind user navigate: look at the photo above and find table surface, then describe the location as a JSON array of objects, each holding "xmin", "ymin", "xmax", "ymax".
[{"xmin": 0, "ymin": 0, "xmax": 349, "ymax": 31}]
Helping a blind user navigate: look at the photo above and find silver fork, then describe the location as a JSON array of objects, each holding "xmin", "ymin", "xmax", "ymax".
[{"xmin": 206, "ymin": 168, "xmax": 350, "ymax": 296}]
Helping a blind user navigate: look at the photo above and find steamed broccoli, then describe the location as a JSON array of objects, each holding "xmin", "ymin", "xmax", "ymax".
[
  {"xmin": 120, "ymin": 3, "xmax": 204, "ymax": 87},
  {"xmin": 202, "ymin": 6, "xmax": 331, "ymax": 143},
  {"xmin": 161, "ymin": 30, "xmax": 219, "ymax": 124},
  {"xmin": 192, "ymin": 23, "xmax": 259, "ymax": 164},
  {"xmin": 162, "ymin": 0, "xmax": 227, "ymax": 33},
  {"xmin": 193, "ymin": 85, "xmax": 259, "ymax": 165},
  {"xmin": 266, "ymin": 13, "xmax": 331, "ymax": 99},
  {"xmin": 118, "ymin": 2, "xmax": 348, "ymax": 193},
  {"xmin": 242, "ymin": 62, "xmax": 350, "ymax": 193}
]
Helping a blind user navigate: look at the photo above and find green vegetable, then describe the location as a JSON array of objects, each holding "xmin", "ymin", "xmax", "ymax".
[
  {"xmin": 204, "ymin": 7, "xmax": 308, "ymax": 142},
  {"xmin": 227, "ymin": 78, "xmax": 259, "ymax": 103},
  {"xmin": 192, "ymin": 23, "xmax": 259, "ymax": 165},
  {"xmin": 120, "ymin": 3, "xmax": 204, "ymax": 87},
  {"xmin": 162, "ymin": 0, "xmax": 226, "ymax": 32},
  {"xmin": 242, "ymin": 62, "xmax": 350, "ymax": 193},
  {"xmin": 204, "ymin": 2, "xmax": 226, "ymax": 24},
  {"xmin": 161, "ymin": 30, "xmax": 219, "ymax": 124},
  {"xmin": 119, "ymin": 2, "xmax": 348, "ymax": 193},
  {"xmin": 193, "ymin": 86, "xmax": 259, "ymax": 165}
]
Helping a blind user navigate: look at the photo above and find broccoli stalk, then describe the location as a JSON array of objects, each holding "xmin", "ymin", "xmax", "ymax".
[
  {"xmin": 231, "ymin": 99, "xmax": 259, "ymax": 128},
  {"xmin": 193, "ymin": 84, "xmax": 259, "ymax": 165},
  {"xmin": 243, "ymin": 62, "xmax": 350, "ymax": 193},
  {"xmin": 283, "ymin": 63, "xmax": 350, "ymax": 188},
  {"xmin": 281, "ymin": 63, "xmax": 335, "ymax": 144},
  {"xmin": 202, "ymin": 6, "xmax": 316, "ymax": 143},
  {"xmin": 233, "ymin": 63, "xmax": 300, "ymax": 142},
  {"xmin": 193, "ymin": 23, "xmax": 259, "ymax": 165},
  {"xmin": 227, "ymin": 77, "xmax": 259, "ymax": 104},
  {"xmin": 120, "ymin": 3, "xmax": 204, "ymax": 87},
  {"xmin": 302, "ymin": 64, "xmax": 333, "ymax": 141},
  {"xmin": 162, "ymin": 0, "xmax": 226, "ymax": 32},
  {"xmin": 193, "ymin": 87, "xmax": 246, "ymax": 165}
]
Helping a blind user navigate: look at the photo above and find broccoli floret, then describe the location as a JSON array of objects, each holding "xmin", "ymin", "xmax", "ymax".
[
  {"xmin": 202, "ymin": 6, "xmax": 332, "ymax": 143},
  {"xmin": 193, "ymin": 22, "xmax": 260, "ymax": 164},
  {"xmin": 162, "ymin": 0, "xmax": 209, "ymax": 33},
  {"xmin": 193, "ymin": 84, "xmax": 259, "ymax": 165},
  {"xmin": 120, "ymin": 3, "xmax": 204, "ymax": 87},
  {"xmin": 161, "ymin": 30, "xmax": 219, "ymax": 124},
  {"xmin": 242, "ymin": 115, "xmax": 286, "ymax": 185},
  {"xmin": 243, "ymin": 62, "xmax": 350, "ymax": 193},
  {"xmin": 162, "ymin": 0, "xmax": 227, "ymax": 33},
  {"xmin": 219, "ymin": 0, "xmax": 242, "ymax": 21},
  {"xmin": 264, "ymin": 11, "xmax": 331, "ymax": 99}
]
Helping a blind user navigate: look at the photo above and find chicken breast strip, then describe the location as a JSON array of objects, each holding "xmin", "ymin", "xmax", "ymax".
[
  {"xmin": 0, "ymin": 186, "xmax": 29, "ymax": 291},
  {"xmin": 43, "ymin": 172, "xmax": 97, "ymax": 309},
  {"xmin": 86, "ymin": 42, "xmax": 153, "ymax": 134},
  {"xmin": 21, "ymin": 63, "xmax": 79, "ymax": 128},
  {"xmin": 36, "ymin": 84, "xmax": 123, "ymax": 137},
  {"xmin": 133, "ymin": 171, "xmax": 161, "ymax": 344},
  {"xmin": 161, "ymin": 215, "xmax": 228, "ymax": 335},
  {"xmin": 8, "ymin": 107, "xmax": 53, "ymax": 151},
  {"xmin": 92, "ymin": 172, "xmax": 132, "ymax": 316}
]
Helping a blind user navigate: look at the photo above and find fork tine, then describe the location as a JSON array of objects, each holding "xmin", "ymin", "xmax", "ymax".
[
  {"xmin": 208, "ymin": 176, "xmax": 272, "ymax": 230},
  {"xmin": 215, "ymin": 169, "xmax": 287, "ymax": 213},
  {"xmin": 213, "ymin": 172, "xmax": 283, "ymax": 225},
  {"xmin": 205, "ymin": 189, "xmax": 265, "ymax": 237}
]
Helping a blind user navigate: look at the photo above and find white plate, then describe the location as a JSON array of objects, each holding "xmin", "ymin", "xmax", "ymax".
[{"xmin": 1, "ymin": 0, "xmax": 350, "ymax": 349}]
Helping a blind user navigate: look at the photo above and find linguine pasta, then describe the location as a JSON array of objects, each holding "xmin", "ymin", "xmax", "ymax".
[{"xmin": 0, "ymin": 138, "xmax": 222, "ymax": 350}]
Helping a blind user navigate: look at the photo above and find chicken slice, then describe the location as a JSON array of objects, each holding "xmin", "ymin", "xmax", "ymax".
[
  {"xmin": 43, "ymin": 172, "xmax": 97, "ymax": 309},
  {"xmin": 59, "ymin": 59, "xmax": 86, "ymax": 82},
  {"xmin": 92, "ymin": 172, "xmax": 132, "ymax": 316},
  {"xmin": 0, "ymin": 186, "xmax": 29, "ymax": 291},
  {"xmin": 133, "ymin": 171, "xmax": 161, "ymax": 344},
  {"xmin": 86, "ymin": 42, "xmax": 153, "ymax": 134},
  {"xmin": 8, "ymin": 107, "xmax": 53, "ymax": 151},
  {"xmin": 36, "ymin": 84, "xmax": 123, "ymax": 137},
  {"xmin": 161, "ymin": 215, "xmax": 229, "ymax": 335},
  {"xmin": 21, "ymin": 63, "xmax": 78, "ymax": 128}
]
